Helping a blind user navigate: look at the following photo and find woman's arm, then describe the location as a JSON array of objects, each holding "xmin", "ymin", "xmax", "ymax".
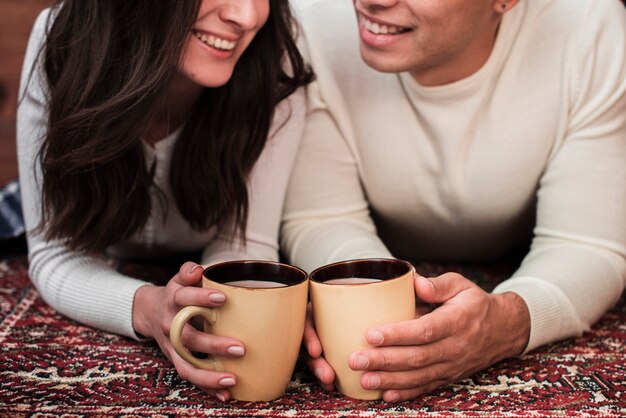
[{"xmin": 17, "ymin": 9, "xmax": 154, "ymax": 338}]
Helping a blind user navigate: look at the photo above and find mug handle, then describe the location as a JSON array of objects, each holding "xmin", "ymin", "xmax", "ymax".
[{"xmin": 170, "ymin": 306, "xmax": 223, "ymax": 370}]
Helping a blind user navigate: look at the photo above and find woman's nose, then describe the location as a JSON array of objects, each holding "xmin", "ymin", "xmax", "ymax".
[{"xmin": 219, "ymin": 0, "xmax": 263, "ymax": 31}]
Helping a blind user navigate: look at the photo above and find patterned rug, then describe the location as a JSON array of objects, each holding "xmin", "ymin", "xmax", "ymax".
[{"xmin": 0, "ymin": 251, "xmax": 625, "ymax": 417}]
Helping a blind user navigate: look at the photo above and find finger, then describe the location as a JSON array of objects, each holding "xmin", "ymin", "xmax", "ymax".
[
  {"xmin": 360, "ymin": 363, "xmax": 449, "ymax": 391},
  {"xmin": 168, "ymin": 348, "xmax": 238, "ymax": 390},
  {"xmin": 206, "ymin": 389, "xmax": 231, "ymax": 402},
  {"xmin": 366, "ymin": 311, "xmax": 453, "ymax": 347},
  {"xmin": 303, "ymin": 303, "xmax": 323, "ymax": 358},
  {"xmin": 174, "ymin": 262, "xmax": 204, "ymax": 286},
  {"xmin": 415, "ymin": 272, "xmax": 476, "ymax": 305},
  {"xmin": 178, "ymin": 323, "xmax": 245, "ymax": 357},
  {"xmin": 306, "ymin": 354, "xmax": 335, "ymax": 390},
  {"xmin": 174, "ymin": 286, "xmax": 226, "ymax": 307},
  {"xmin": 382, "ymin": 380, "xmax": 447, "ymax": 402},
  {"xmin": 349, "ymin": 344, "xmax": 447, "ymax": 372}
]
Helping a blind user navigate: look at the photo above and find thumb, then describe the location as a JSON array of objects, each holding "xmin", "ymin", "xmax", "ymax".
[
  {"xmin": 414, "ymin": 272, "xmax": 475, "ymax": 304},
  {"xmin": 174, "ymin": 262, "xmax": 204, "ymax": 286}
]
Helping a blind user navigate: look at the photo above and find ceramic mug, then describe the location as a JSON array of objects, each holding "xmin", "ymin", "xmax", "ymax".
[
  {"xmin": 170, "ymin": 260, "xmax": 309, "ymax": 401},
  {"xmin": 309, "ymin": 258, "xmax": 416, "ymax": 400}
]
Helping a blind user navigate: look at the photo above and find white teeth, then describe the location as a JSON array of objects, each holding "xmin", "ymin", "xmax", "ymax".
[
  {"xmin": 362, "ymin": 16, "xmax": 409, "ymax": 35},
  {"xmin": 194, "ymin": 31, "xmax": 236, "ymax": 51}
]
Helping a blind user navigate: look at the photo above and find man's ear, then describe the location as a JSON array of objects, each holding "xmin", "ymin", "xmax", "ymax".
[{"xmin": 493, "ymin": 0, "xmax": 521, "ymax": 14}]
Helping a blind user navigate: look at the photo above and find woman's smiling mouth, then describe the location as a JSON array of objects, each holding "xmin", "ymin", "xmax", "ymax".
[{"xmin": 192, "ymin": 30, "xmax": 237, "ymax": 51}]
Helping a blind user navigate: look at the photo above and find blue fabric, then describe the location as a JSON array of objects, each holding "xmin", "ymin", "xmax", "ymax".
[{"xmin": 0, "ymin": 180, "xmax": 24, "ymax": 239}]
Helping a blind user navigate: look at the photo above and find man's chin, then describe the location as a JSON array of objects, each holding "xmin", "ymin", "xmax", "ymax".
[{"xmin": 359, "ymin": 46, "xmax": 408, "ymax": 74}]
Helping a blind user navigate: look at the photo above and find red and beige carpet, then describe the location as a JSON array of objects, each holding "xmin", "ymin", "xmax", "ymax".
[{"xmin": 0, "ymin": 251, "xmax": 624, "ymax": 417}]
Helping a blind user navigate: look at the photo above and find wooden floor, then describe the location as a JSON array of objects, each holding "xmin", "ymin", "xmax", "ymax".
[{"xmin": 0, "ymin": 0, "xmax": 51, "ymax": 185}]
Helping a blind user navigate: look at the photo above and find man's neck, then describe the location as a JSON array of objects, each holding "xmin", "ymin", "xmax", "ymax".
[{"xmin": 411, "ymin": 18, "xmax": 501, "ymax": 87}]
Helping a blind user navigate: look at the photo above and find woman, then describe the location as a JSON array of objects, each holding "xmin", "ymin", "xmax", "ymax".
[{"xmin": 17, "ymin": 0, "xmax": 311, "ymax": 402}]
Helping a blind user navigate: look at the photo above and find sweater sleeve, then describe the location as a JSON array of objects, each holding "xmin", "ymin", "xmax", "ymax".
[
  {"xmin": 281, "ymin": 78, "xmax": 392, "ymax": 273},
  {"xmin": 17, "ymin": 9, "xmax": 151, "ymax": 339},
  {"xmin": 493, "ymin": 1, "xmax": 626, "ymax": 352},
  {"xmin": 201, "ymin": 87, "xmax": 308, "ymax": 265}
]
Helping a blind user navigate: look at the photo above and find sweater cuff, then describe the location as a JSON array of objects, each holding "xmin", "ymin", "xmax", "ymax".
[
  {"xmin": 41, "ymin": 260, "xmax": 153, "ymax": 341},
  {"xmin": 83, "ymin": 273, "xmax": 151, "ymax": 341},
  {"xmin": 492, "ymin": 276, "xmax": 587, "ymax": 354}
]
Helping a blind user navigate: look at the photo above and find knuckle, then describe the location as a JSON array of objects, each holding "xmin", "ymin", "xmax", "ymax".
[
  {"xmin": 420, "ymin": 324, "xmax": 435, "ymax": 342},
  {"xmin": 172, "ymin": 288, "xmax": 183, "ymax": 305},
  {"xmin": 383, "ymin": 325, "xmax": 399, "ymax": 343},
  {"xmin": 179, "ymin": 261, "xmax": 194, "ymax": 275},
  {"xmin": 453, "ymin": 340, "xmax": 470, "ymax": 358},
  {"xmin": 203, "ymin": 336, "xmax": 228, "ymax": 355},
  {"xmin": 420, "ymin": 367, "xmax": 440, "ymax": 386},
  {"xmin": 181, "ymin": 328, "xmax": 195, "ymax": 346},
  {"xmin": 214, "ymin": 341, "xmax": 231, "ymax": 354},
  {"xmin": 453, "ymin": 315, "xmax": 467, "ymax": 331},
  {"xmin": 200, "ymin": 291, "xmax": 213, "ymax": 306},
  {"xmin": 407, "ymin": 350, "xmax": 426, "ymax": 368},
  {"xmin": 380, "ymin": 351, "xmax": 392, "ymax": 369},
  {"xmin": 160, "ymin": 319, "xmax": 171, "ymax": 336}
]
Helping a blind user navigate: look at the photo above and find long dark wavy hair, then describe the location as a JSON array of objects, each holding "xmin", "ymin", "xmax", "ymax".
[{"xmin": 37, "ymin": 0, "xmax": 312, "ymax": 253}]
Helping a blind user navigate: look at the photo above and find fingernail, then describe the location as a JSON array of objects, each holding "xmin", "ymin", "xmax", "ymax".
[
  {"xmin": 216, "ymin": 392, "xmax": 227, "ymax": 402},
  {"xmin": 219, "ymin": 377, "xmax": 236, "ymax": 387},
  {"xmin": 385, "ymin": 391, "xmax": 400, "ymax": 402},
  {"xmin": 353, "ymin": 354, "xmax": 369, "ymax": 369},
  {"xmin": 209, "ymin": 293, "xmax": 226, "ymax": 303},
  {"xmin": 227, "ymin": 346, "xmax": 245, "ymax": 356},
  {"xmin": 314, "ymin": 367, "xmax": 324, "ymax": 381},
  {"xmin": 368, "ymin": 330, "xmax": 384, "ymax": 345},
  {"xmin": 426, "ymin": 278, "xmax": 436, "ymax": 290},
  {"xmin": 188, "ymin": 264, "xmax": 201, "ymax": 275},
  {"xmin": 366, "ymin": 374, "xmax": 380, "ymax": 389}
]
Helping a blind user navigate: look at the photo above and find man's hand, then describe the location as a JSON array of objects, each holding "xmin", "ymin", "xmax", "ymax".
[{"xmin": 348, "ymin": 273, "xmax": 531, "ymax": 402}]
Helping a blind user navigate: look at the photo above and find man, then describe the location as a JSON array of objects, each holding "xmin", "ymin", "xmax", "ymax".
[{"xmin": 282, "ymin": 0, "xmax": 626, "ymax": 402}]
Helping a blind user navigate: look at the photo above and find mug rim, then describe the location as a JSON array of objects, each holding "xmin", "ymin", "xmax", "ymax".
[
  {"xmin": 309, "ymin": 258, "xmax": 415, "ymax": 284},
  {"xmin": 203, "ymin": 260, "xmax": 308, "ymax": 288}
]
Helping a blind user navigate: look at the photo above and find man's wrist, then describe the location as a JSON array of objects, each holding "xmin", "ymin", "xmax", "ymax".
[{"xmin": 493, "ymin": 291, "xmax": 531, "ymax": 357}]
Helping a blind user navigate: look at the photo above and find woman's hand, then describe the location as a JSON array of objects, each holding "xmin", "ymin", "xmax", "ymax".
[
  {"xmin": 348, "ymin": 273, "xmax": 531, "ymax": 402},
  {"xmin": 303, "ymin": 302, "xmax": 336, "ymax": 391},
  {"xmin": 132, "ymin": 261, "xmax": 245, "ymax": 402}
]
